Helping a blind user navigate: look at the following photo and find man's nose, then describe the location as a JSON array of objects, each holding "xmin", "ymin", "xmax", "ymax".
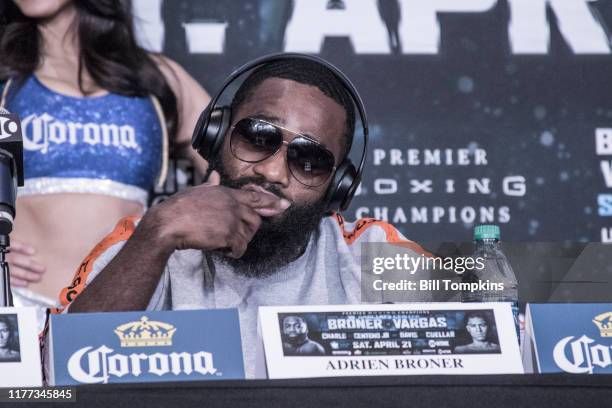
[{"xmin": 252, "ymin": 146, "xmax": 290, "ymax": 187}]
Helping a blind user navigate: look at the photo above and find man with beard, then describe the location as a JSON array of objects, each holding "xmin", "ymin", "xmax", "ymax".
[
  {"xmin": 61, "ymin": 57, "xmax": 426, "ymax": 376},
  {"xmin": 282, "ymin": 316, "xmax": 325, "ymax": 355}
]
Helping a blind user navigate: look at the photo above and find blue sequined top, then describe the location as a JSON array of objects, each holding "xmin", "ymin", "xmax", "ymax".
[{"xmin": 0, "ymin": 76, "xmax": 164, "ymax": 206}]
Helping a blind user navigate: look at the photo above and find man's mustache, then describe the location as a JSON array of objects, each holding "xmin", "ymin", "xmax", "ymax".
[{"xmin": 220, "ymin": 175, "xmax": 288, "ymax": 201}]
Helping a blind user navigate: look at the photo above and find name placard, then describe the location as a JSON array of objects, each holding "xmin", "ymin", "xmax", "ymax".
[
  {"xmin": 47, "ymin": 309, "xmax": 244, "ymax": 385},
  {"xmin": 523, "ymin": 303, "xmax": 612, "ymax": 374},
  {"xmin": 0, "ymin": 307, "xmax": 42, "ymax": 387},
  {"xmin": 257, "ymin": 303, "xmax": 522, "ymax": 379}
]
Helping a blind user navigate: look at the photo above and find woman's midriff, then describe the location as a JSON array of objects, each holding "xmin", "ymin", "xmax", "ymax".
[{"xmin": 12, "ymin": 194, "xmax": 144, "ymax": 301}]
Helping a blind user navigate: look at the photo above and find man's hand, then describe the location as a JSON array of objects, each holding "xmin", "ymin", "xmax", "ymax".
[
  {"xmin": 7, "ymin": 241, "xmax": 46, "ymax": 288},
  {"xmin": 146, "ymin": 171, "xmax": 291, "ymax": 258},
  {"xmin": 69, "ymin": 171, "xmax": 291, "ymax": 313}
]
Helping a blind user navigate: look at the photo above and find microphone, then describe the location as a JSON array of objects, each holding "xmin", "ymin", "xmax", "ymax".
[
  {"xmin": 0, "ymin": 107, "xmax": 24, "ymax": 235},
  {"xmin": 0, "ymin": 107, "xmax": 22, "ymax": 307}
]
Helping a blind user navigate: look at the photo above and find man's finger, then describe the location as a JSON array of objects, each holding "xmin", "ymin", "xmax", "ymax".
[
  {"xmin": 238, "ymin": 204, "xmax": 262, "ymax": 235},
  {"xmin": 206, "ymin": 170, "xmax": 221, "ymax": 186},
  {"xmin": 238, "ymin": 219, "xmax": 257, "ymax": 246},
  {"xmin": 227, "ymin": 235, "xmax": 248, "ymax": 259}
]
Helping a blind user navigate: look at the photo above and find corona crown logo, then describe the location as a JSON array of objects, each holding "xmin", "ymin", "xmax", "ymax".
[
  {"xmin": 593, "ymin": 312, "xmax": 612, "ymax": 338},
  {"xmin": 114, "ymin": 316, "xmax": 177, "ymax": 347}
]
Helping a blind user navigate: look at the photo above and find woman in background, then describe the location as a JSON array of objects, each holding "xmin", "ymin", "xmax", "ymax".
[{"xmin": 0, "ymin": 0, "xmax": 209, "ymax": 322}]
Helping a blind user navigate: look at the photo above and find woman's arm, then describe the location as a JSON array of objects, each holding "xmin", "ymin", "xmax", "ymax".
[{"xmin": 153, "ymin": 55, "xmax": 212, "ymax": 176}]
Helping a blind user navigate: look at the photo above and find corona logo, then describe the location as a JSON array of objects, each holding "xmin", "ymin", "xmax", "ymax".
[
  {"xmin": 21, "ymin": 113, "xmax": 139, "ymax": 153},
  {"xmin": 67, "ymin": 346, "xmax": 218, "ymax": 384},
  {"xmin": 114, "ymin": 316, "xmax": 176, "ymax": 347},
  {"xmin": 552, "ymin": 312, "xmax": 612, "ymax": 374},
  {"xmin": 593, "ymin": 312, "xmax": 612, "ymax": 338},
  {"xmin": 66, "ymin": 316, "xmax": 217, "ymax": 384}
]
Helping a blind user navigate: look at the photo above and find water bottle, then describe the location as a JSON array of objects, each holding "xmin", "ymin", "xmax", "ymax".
[{"xmin": 462, "ymin": 225, "xmax": 520, "ymax": 340}]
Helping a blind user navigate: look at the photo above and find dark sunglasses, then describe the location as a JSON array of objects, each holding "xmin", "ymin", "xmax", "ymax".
[{"xmin": 229, "ymin": 117, "xmax": 337, "ymax": 187}]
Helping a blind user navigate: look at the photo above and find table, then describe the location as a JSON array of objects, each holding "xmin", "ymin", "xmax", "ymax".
[{"xmin": 36, "ymin": 374, "xmax": 612, "ymax": 408}]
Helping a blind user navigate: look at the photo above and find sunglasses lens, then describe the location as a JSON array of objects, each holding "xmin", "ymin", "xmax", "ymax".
[
  {"xmin": 230, "ymin": 118, "xmax": 336, "ymax": 187},
  {"xmin": 287, "ymin": 138, "xmax": 335, "ymax": 187},
  {"xmin": 230, "ymin": 118, "xmax": 283, "ymax": 162}
]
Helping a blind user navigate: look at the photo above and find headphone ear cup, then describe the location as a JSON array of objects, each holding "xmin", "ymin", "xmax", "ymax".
[
  {"xmin": 191, "ymin": 109, "xmax": 209, "ymax": 153},
  {"xmin": 326, "ymin": 159, "xmax": 358, "ymax": 213},
  {"xmin": 191, "ymin": 106, "xmax": 232, "ymax": 160}
]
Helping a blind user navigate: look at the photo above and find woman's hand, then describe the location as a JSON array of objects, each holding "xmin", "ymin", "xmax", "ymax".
[{"xmin": 7, "ymin": 241, "xmax": 46, "ymax": 288}]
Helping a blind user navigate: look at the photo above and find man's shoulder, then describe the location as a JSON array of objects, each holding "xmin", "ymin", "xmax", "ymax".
[{"xmin": 321, "ymin": 213, "xmax": 429, "ymax": 254}]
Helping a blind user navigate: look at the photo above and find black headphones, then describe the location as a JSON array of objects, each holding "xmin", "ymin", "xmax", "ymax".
[{"xmin": 191, "ymin": 53, "xmax": 368, "ymax": 212}]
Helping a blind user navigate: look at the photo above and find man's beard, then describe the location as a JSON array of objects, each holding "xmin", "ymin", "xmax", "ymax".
[{"xmin": 208, "ymin": 156, "xmax": 328, "ymax": 278}]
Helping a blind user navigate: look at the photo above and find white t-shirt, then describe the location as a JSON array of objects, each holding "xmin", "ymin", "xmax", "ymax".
[{"xmin": 58, "ymin": 214, "xmax": 430, "ymax": 377}]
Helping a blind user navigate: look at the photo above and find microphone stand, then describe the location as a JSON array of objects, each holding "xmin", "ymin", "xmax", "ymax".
[
  {"xmin": 0, "ymin": 150, "xmax": 15, "ymax": 308},
  {"xmin": 0, "ymin": 233, "xmax": 12, "ymax": 307},
  {"xmin": 0, "ymin": 113, "xmax": 22, "ymax": 308}
]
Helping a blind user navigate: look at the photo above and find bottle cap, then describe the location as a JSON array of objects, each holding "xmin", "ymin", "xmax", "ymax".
[{"xmin": 474, "ymin": 225, "xmax": 500, "ymax": 241}]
